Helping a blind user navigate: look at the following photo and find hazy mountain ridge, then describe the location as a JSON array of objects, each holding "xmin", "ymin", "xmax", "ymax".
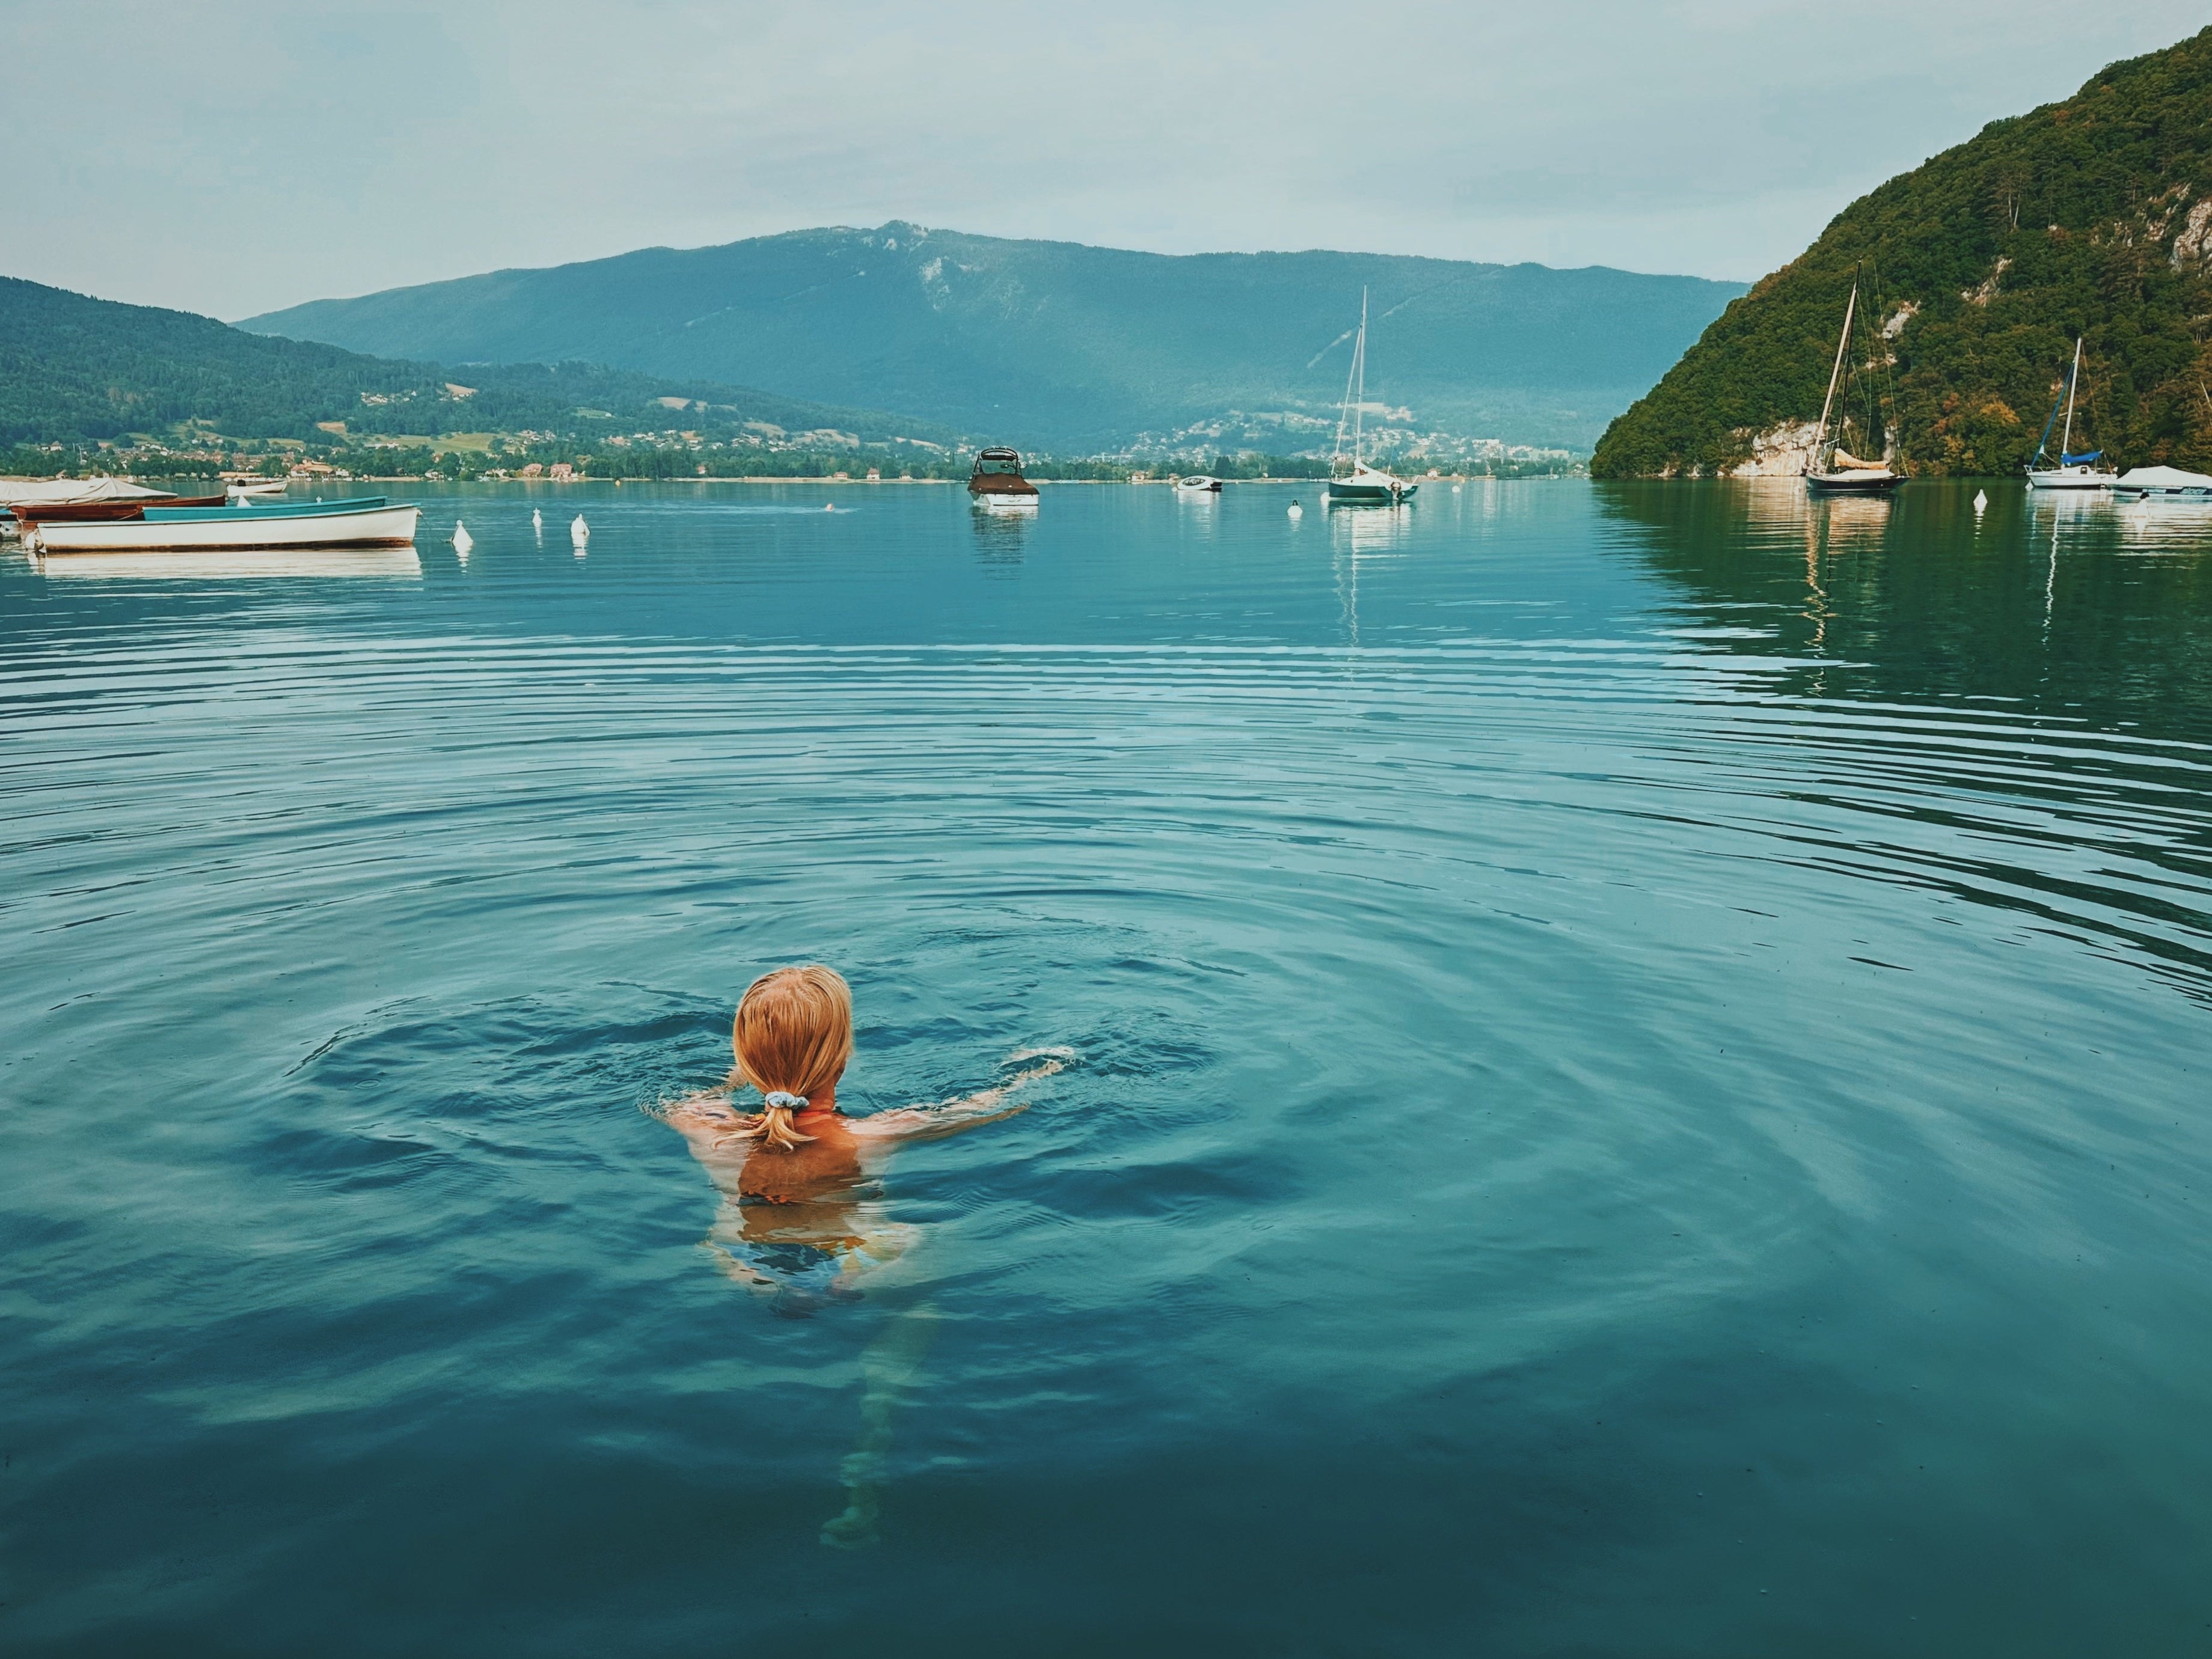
[
  {"xmin": 0, "ymin": 275, "xmax": 954, "ymax": 451},
  {"xmin": 240, "ymin": 226, "xmax": 1748, "ymax": 451},
  {"xmin": 1592, "ymin": 27, "xmax": 2212, "ymax": 478}
]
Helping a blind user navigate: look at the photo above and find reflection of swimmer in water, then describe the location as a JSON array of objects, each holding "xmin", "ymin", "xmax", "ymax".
[{"xmin": 661, "ymin": 963, "xmax": 1066, "ymax": 1309}]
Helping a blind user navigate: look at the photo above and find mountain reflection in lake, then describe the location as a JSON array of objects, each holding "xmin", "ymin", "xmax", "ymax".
[{"xmin": 2, "ymin": 480, "xmax": 2207, "ymax": 1657}]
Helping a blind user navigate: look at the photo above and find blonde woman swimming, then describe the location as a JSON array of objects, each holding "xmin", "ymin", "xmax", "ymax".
[{"xmin": 662, "ymin": 963, "xmax": 1064, "ymax": 1308}]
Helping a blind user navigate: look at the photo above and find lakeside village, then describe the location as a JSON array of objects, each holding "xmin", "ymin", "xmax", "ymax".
[{"xmin": 0, "ymin": 414, "xmax": 1582, "ymax": 489}]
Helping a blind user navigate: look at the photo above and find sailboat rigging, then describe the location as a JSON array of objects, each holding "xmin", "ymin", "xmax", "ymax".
[
  {"xmin": 2027, "ymin": 338, "xmax": 2116, "ymax": 489},
  {"xmin": 1323, "ymin": 289, "xmax": 1418, "ymax": 506},
  {"xmin": 1805, "ymin": 269, "xmax": 1904, "ymax": 495}
]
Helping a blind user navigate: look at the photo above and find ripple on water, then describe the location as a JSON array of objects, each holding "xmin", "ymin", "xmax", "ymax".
[{"xmin": 2, "ymin": 483, "xmax": 2210, "ymax": 1654}]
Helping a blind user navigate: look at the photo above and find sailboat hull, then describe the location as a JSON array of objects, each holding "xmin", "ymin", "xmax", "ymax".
[
  {"xmin": 1805, "ymin": 470, "xmax": 1904, "ymax": 495},
  {"xmin": 2027, "ymin": 467, "xmax": 2114, "ymax": 490},
  {"xmin": 1324, "ymin": 480, "xmax": 1418, "ymax": 505}
]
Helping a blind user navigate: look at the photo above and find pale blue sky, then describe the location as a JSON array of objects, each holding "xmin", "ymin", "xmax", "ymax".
[{"xmin": 4, "ymin": 0, "xmax": 2205, "ymax": 320}]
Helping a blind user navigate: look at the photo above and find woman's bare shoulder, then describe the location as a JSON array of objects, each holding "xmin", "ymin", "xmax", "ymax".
[{"xmin": 658, "ymin": 1093, "xmax": 753, "ymax": 1144}]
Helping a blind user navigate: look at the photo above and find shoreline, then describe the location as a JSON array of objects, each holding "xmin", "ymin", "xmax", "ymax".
[{"xmin": 2, "ymin": 472, "xmax": 1524, "ymax": 488}]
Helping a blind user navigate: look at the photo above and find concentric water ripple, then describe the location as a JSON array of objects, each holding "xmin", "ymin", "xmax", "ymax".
[{"xmin": 2, "ymin": 481, "xmax": 2208, "ymax": 1656}]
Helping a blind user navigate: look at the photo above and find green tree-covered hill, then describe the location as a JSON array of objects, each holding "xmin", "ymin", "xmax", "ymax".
[
  {"xmin": 0, "ymin": 276, "xmax": 952, "ymax": 450},
  {"xmin": 1593, "ymin": 27, "xmax": 2212, "ymax": 478}
]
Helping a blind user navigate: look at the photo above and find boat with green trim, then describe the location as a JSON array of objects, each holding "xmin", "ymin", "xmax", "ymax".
[{"xmin": 31, "ymin": 496, "xmax": 418, "ymax": 554}]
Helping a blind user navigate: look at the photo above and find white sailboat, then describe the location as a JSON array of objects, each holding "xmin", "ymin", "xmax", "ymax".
[
  {"xmin": 1805, "ymin": 273, "xmax": 1904, "ymax": 494},
  {"xmin": 1323, "ymin": 289, "xmax": 1417, "ymax": 507},
  {"xmin": 2027, "ymin": 338, "xmax": 2116, "ymax": 489}
]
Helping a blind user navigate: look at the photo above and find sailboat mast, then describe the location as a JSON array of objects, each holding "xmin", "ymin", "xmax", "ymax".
[
  {"xmin": 1331, "ymin": 313, "xmax": 1359, "ymax": 469},
  {"xmin": 1814, "ymin": 277, "xmax": 1858, "ymax": 470},
  {"xmin": 2059, "ymin": 336, "xmax": 2082, "ymax": 459},
  {"xmin": 1352, "ymin": 287, "xmax": 1368, "ymax": 469}
]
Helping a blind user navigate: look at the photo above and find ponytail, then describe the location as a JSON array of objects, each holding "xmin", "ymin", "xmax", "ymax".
[{"xmin": 734, "ymin": 1089, "xmax": 816, "ymax": 1151}]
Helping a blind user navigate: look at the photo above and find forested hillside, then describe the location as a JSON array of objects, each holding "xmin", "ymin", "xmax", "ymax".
[
  {"xmin": 241, "ymin": 228, "xmax": 1746, "ymax": 451},
  {"xmin": 1593, "ymin": 27, "xmax": 2212, "ymax": 478},
  {"xmin": 0, "ymin": 276, "xmax": 949, "ymax": 449}
]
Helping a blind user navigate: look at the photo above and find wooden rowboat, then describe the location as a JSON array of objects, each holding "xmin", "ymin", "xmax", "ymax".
[{"xmin": 13, "ymin": 494, "xmax": 227, "ymax": 522}]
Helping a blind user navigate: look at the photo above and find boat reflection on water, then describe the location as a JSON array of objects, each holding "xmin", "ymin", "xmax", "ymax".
[
  {"xmin": 1326, "ymin": 499, "xmax": 1417, "ymax": 557},
  {"xmin": 2109, "ymin": 493, "xmax": 2212, "ymax": 554},
  {"xmin": 1328, "ymin": 501, "xmax": 1418, "ymax": 646},
  {"xmin": 34, "ymin": 546, "xmax": 425, "ymax": 581},
  {"xmin": 1734, "ymin": 475, "xmax": 1896, "ymax": 545},
  {"xmin": 968, "ymin": 502, "xmax": 1030, "ymax": 566},
  {"xmin": 1595, "ymin": 478, "xmax": 2211, "ymax": 733},
  {"xmin": 1809, "ymin": 488, "xmax": 1894, "ymax": 542}
]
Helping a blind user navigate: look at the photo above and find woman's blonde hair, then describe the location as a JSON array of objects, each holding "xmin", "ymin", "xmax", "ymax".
[{"xmin": 729, "ymin": 964, "xmax": 854, "ymax": 1151}]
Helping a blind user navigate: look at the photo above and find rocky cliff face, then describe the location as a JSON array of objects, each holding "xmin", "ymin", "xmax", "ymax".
[{"xmin": 1593, "ymin": 26, "xmax": 2212, "ymax": 478}]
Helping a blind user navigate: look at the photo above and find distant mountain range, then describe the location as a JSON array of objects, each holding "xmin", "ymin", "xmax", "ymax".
[
  {"xmin": 1594, "ymin": 26, "xmax": 2212, "ymax": 477},
  {"xmin": 0, "ymin": 275, "xmax": 952, "ymax": 452},
  {"xmin": 239, "ymin": 227, "xmax": 1748, "ymax": 452}
]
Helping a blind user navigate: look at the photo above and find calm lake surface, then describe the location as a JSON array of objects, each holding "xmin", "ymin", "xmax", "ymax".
[{"xmin": 4, "ymin": 480, "xmax": 2209, "ymax": 1656}]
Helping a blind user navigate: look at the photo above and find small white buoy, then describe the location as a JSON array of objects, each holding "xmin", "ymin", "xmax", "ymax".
[
  {"xmin": 1287, "ymin": 500, "xmax": 1304, "ymax": 519},
  {"xmin": 1974, "ymin": 489, "xmax": 1988, "ymax": 514},
  {"xmin": 531, "ymin": 508, "xmax": 543, "ymax": 533},
  {"xmin": 452, "ymin": 521, "xmax": 473, "ymax": 555},
  {"xmin": 1452, "ymin": 483, "xmax": 1463, "ymax": 493},
  {"xmin": 570, "ymin": 513, "xmax": 589, "ymax": 548},
  {"xmin": 824, "ymin": 501, "xmax": 835, "ymax": 512}
]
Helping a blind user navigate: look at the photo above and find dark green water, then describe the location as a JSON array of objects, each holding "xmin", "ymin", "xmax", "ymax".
[{"xmin": 2, "ymin": 480, "xmax": 2208, "ymax": 1655}]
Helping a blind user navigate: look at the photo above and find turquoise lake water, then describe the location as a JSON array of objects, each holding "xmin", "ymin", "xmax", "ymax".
[{"xmin": 3, "ymin": 480, "xmax": 2208, "ymax": 1655}]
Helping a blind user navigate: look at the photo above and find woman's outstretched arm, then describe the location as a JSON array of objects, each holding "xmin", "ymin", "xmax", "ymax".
[{"xmin": 850, "ymin": 1054, "xmax": 1070, "ymax": 1143}]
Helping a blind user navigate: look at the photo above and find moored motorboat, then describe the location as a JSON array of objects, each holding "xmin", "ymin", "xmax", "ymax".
[
  {"xmin": 2108, "ymin": 465, "xmax": 2212, "ymax": 501},
  {"xmin": 31, "ymin": 496, "xmax": 418, "ymax": 554},
  {"xmin": 968, "ymin": 447, "xmax": 1040, "ymax": 507},
  {"xmin": 1323, "ymin": 290, "xmax": 1417, "ymax": 506},
  {"xmin": 1175, "ymin": 475, "xmax": 1222, "ymax": 494},
  {"xmin": 1804, "ymin": 270, "xmax": 1905, "ymax": 495}
]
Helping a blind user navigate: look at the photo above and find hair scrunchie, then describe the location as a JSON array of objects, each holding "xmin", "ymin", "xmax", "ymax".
[{"xmin": 763, "ymin": 1090, "xmax": 810, "ymax": 1111}]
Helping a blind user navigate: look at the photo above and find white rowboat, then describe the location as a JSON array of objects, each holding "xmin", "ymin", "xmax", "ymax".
[{"xmin": 33, "ymin": 501, "xmax": 420, "ymax": 554}]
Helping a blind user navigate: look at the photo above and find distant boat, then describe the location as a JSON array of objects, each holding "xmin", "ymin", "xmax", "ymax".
[
  {"xmin": 4, "ymin": 479, "xmax": 194, "ymax": 530},
  {"xmin": 30, "ymin": 496, "xmax": 418, "ymax": 554},
  {"xmin": 1323, "ymin": 290, "xmax": 1417, "ymax": 506},
  {"xmin": 2027, "ymin": 338, "xmax": 2116, "ymax": 489},
  {"xmin": 1175, "ymin": 475, "xmax": 1222, "ymax": 494},
  {"xmin": 11, "ymin": 493, "xmax": 225, "ymax": 523},
  {"xmin": 0, "ymin": 477, "xmax": 172, "ymax": 511},
  {"xmin": 2109, "ymin": 465, "xmax": 2212, "ymax": 501},
  {"xmin": 968, "ymin": 447, "xmax": 1040, "ymax": 508},
  {"xmin": 1805, "ymin": 272, "xmax": 1904, "ymax": 495}
]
